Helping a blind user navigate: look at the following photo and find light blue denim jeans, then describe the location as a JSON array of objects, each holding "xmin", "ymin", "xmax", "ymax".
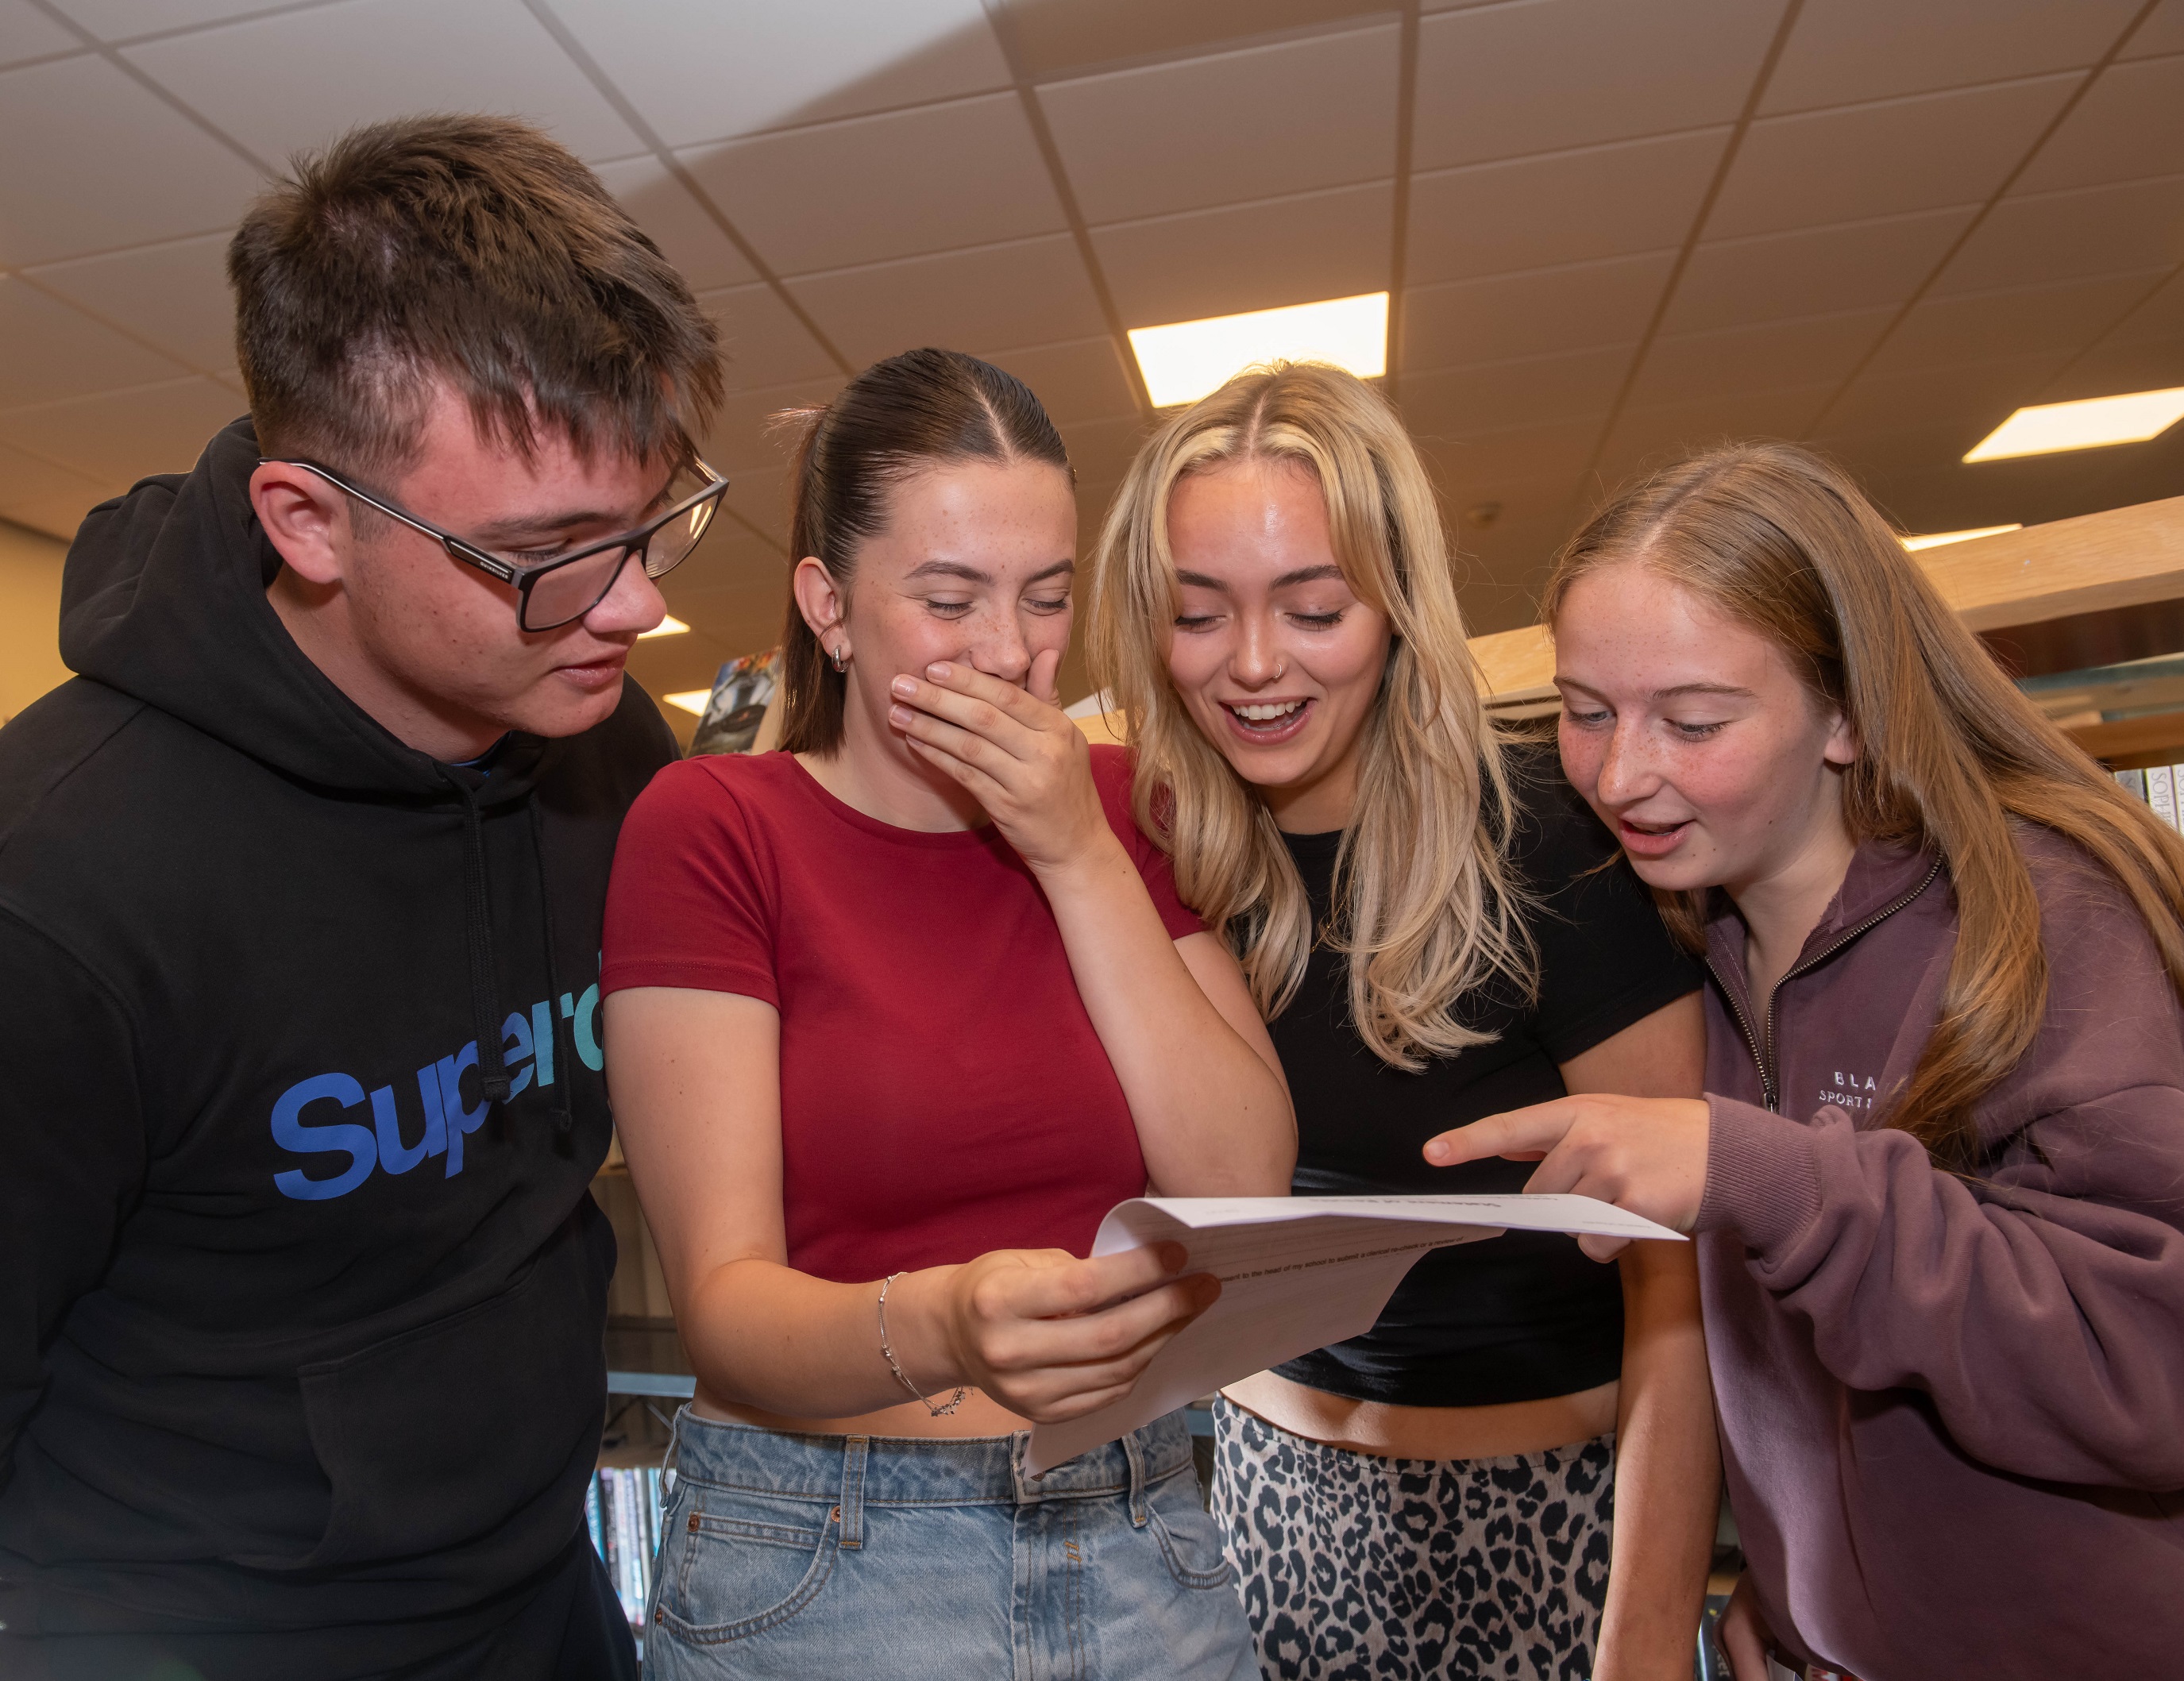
[{"xmin": 642, "ymin": 1407, "xmax": 1253, "ymax": 1679}]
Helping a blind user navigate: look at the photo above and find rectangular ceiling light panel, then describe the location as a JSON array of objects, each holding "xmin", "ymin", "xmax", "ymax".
[
  {"xmin": 1900, "ymin": 524, "xmax": 2021, "ymax": 551},
  {"xmin": 639, "ymin": 615, "xmax": 690, "ymax": 639},
  {"xmin": 1964, "ymin": 387, "xmax": 2184, "ymax": 462},
  {"xmin": 663, "ymin": 689, "xmax": 713, "ymax": 715},
  {"xmin": 1129, "ymin": 292, "xmax": 1389, "ymax": 409}
]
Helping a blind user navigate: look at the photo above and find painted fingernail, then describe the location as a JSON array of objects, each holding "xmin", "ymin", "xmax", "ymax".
[
  {"xmin": 927, "ymin": 661, "xmax": 952, "ymax": 680},
  {"xmin": 890, "ymin": 674, "xmax": 916, "ymax": 698}
]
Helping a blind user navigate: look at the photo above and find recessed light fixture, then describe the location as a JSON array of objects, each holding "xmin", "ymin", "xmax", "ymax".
[
  {"xmin": 1964, "ymin": 387, "xmax": 2184, "ymax": 462},
  {"xmin": 662, "ymin": 689, "xmax": 712, "ymax": 715},
  {"xmin": 1901, "ymin": 524, "xmax": 2022, "ymax": 551},
  {"xmin": 1128, "ymin": 292, "xmax": 1388, "ymax": 408},
  {"xmin": 639, "ymin": 615, "xmax": 690, "ymax": 639}
]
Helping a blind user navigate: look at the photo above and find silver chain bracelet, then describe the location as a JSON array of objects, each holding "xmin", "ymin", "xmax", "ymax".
[{"xmin": 877, "ymin": 1271, "xmax": 967, "ymax": 1417}]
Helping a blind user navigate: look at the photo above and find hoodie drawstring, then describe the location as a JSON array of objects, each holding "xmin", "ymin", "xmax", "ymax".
[
  {"xmin": 452, "ymin": 780, "xmax": 513, "ymax": 1105},
  {"xmin": 529, "ymin": 798, "xmax": 576, "ymax": 1135}
]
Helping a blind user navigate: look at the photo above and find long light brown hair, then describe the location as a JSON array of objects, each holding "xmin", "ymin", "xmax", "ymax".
[
  {"xmin": 1544, "ymin": 441, "xmax": 2184, "ymax": 1164},
  {"xmin": 1089, "ymin": 362, "xmax": 1534, "ymax": 1069}
]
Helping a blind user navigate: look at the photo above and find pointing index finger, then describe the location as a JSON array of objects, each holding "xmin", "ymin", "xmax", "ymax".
[{"xmin": 1422, "ymin": 1102, "xmax": 1582, "ymax": 1168}]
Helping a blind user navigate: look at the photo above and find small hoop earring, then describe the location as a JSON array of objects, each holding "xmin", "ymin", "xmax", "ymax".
[{"xmin": 830, "ymin": 642, "xmax": 849, "ymax": 674}]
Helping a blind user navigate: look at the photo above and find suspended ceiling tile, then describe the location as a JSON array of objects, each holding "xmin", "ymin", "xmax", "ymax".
[
  {"xmin": 1055, "ymin": 414, "xmax": 1149, "ymax": 486},
  {"xmin": 1933, "ymin": 173, "xmax": 2184, "ymax": 295},
  {"xmin": 43, "ymin": 0, "xmax": 304, "ymax": 37},
  {"xmin": 0, "ymin": 376, "xmax": 243, "ymax": 485},
  {"xmin": 2097, "ymin": 265, "xmax": 2184, "ymax": 344},
  {"xmin": 1402, "ymin": 253, "xmax": 1676, "ymax": 372},
  {"xmin": 1413, "ymin": 0, "xmax": 1777, "ymax": 171},
  {"xmin": 2125, "ymin": 1, "xmax": 2184, "ymax": 59},
  {"xmin": 787, "ymin": 234, "xmax": 1105, "ymax": 367},
  {"xmin": 1427, "ymin": 475, "xmax": 1585, "ymax": 565},
  {"xmin": 982, "ymin": 337, "xmax": 1140, "ymax": 426},
  {"xmin": 664, "ymin": 526, "xmax": 789, "ymax": 606},
  {"xmin": 720, "ymin": 462, "xmax": 793, "ymax": 547},
  {"xmin": 2010, "ymin": 53, "xmax": 2184, "ymax": 196},
  {"xmin": 1406, "ymin": 129, "xmax": 1726, "ymax": 286},
  {"xmin": 0, "ymin": 277, "xmax": 191, "ymax": 408},
  {"xmin": 1626, "ymin": 307, "xmax": 1897, "ymax": 408},
  {"xmin": 0, "ymin": 436, "xmax": 122, "ymax": 541},
  {"xmin": 1038, "ymin": 21, "xmax": 1398, "ymax": 226},
  {"xmin": 591, "ymin": 156, "xmax": 758, "ymax": 293},
  {"xmin": 1819, "ymin": 350, "xmax": 2076, "ymax": 441},
  {"xmin": 0, "ymin": 55, "xmax": 264, "ymax": 267},
  {"xmin": 1414, "ymin": 416, "xmax": 1603, "ymax": 488},
  {"xmin": 1862, "ymin": 269, "xmax": 2164, "ymax": 377},
  {"xmin": 1708, "ymin": 75, "xmax": 2078, "ymax": 241},
  {"xmin": 677, "ymin": 94, "xmax": 1065, "ymax": 278},
  {"xmin": 2047, "ymin": 332, "xmax": 2184, "ymax": 403},
  {"xmin": 122, "ymin": 0, "xmax": 646, "ymax": 167},
  {"xmin": 696, "ymin": 283, "xmax": 841, "ymax": 391},
  {"xmin": 1593, "ymin": 383, "xmax": 1836, "ymax": 484},
  {"xmin": 24, "ymin": 231, "xmax": 237, "ymax": 375},
  {"xmin": 701, "ymin": 376, "xmax": 844, "ymax": 475},
  {"xmin": 1663, "ymin": 205, "xmax": 1977, "ymax": 334},
  {"xmin": 1401, "ymin": 345, "xmax": 1634, "ymax": 438},
  {"xmin": 547, "ymin": 0, "xmax": 1009, "ymax": 149},
  {"xmin": 0, "ymin": 0, "xmax": 82, "ymax": 66},
  {"xmin": 999, "ymin": 0, "xmax": 1391, "ymax": 81},
  {"xmin": 1759, "ymin": 0, "xmax": 2140, "ymax": 114},
  {"xmin": 1094, "ymin": 179, "xmax": 1392, "ymax": 327}
]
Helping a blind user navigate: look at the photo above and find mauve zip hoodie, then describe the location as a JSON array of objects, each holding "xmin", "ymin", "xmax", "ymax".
[{"xmin": 1695, "ymin": 827, "xmax": 2184, "ymax": 1679}]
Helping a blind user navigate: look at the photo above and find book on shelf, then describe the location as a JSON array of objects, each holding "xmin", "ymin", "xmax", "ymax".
[
  {"xmin": 587, "ymin": 1465, "xmax": 666, "ymax": 1633},
  {"xmin": 2115, "ymin": 765, "xmax": 2184, "ymax": 835}
]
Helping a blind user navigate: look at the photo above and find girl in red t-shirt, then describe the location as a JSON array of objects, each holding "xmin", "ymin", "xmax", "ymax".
[{"xmin": 602, "ymin": 349, "xmax": 1293, "ymax": 1678}]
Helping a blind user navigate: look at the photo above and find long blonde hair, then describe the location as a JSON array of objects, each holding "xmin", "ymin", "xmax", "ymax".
[
  {"xmin": 1544, "ymin": 441, "xmax": 2184, "ymax": 1164},
  {"xmin": 1089, "ymin": 362, "xmax": 1534, "ymax": 1069}
]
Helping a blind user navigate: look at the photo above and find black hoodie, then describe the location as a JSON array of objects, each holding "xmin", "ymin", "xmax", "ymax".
[{"xmin": 0, "ymin": 419, "xmax": 674, "ymax": 1674}]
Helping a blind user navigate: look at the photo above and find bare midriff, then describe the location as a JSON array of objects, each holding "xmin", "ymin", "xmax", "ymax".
[
  {"xmin": 693, "ymin": 1388, "xmax": 1032, "ymax": 1440},
  {"xmin": 1221, "ymin": 1369, "xmax": 1619, "ymax": 1461}
]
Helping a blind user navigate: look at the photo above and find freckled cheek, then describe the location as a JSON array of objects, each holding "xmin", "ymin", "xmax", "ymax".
[
  {"xmin": 1556, "ymin": 723, "xmax": 1607, "ymax": 802},
  {"xmin": 1672, "ymin": 745, "xmax": 1781, "ymax": 841}
]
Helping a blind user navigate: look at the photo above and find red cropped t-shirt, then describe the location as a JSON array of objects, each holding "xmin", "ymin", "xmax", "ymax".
[{"xmin": 600, "ymin": 745, "xmax": 1203, "ymax": 1282}]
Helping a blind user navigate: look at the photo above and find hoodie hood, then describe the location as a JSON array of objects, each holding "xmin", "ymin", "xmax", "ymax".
[{"xmin": 60, "ymin": 414, "xmax": 542, "ymax": 802}]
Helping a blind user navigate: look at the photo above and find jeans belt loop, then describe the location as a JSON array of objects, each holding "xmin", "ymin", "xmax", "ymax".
[
  {"xmin": 661, "ymin": 1405, "xmax": 683, "ymax": 1498},
  {"xmin": 1122, "ymin": 1426, "xmax": 1150, "ymax": 1529},
  {"xmin": 838, "ymin": 1434, "xmax": 868, "ymax": 1550}
]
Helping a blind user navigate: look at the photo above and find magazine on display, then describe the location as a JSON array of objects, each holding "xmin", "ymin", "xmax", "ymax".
[{"xmin": 688, "ymin": 647, "xmax": 781, "ymax": 757}]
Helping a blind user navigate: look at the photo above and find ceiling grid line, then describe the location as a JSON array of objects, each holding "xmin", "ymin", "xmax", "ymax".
[
  {"xmin": 1383, "ymin": 1, "xmax": 1423, "ymax": 411},
  {"xmin": 2043, "ymin": 253, "xmax": 2184, "ymax": 397},
  {"xmin": 519, "ymin": 0, "xmax": 855, "ymax": 391},
  {"xmin": 6, "ymin": 271, "xmax": 241, "ymax": 396},
  {"xmin": 981, "ymin": 0, "xmax": 1155, "ymax": 420},
  {"xmin": 1569, "ymin": 0, "xmax": 1810, "ymax": 496},
  {"xmin": 25, "ymin": 0, "xmax": 275, "ymax": 177},
  {"xmin": 87, "ymin": 0, "xmax": 354, "ymax": 51},
  {"xmin": 1799, "ymin": 0, "xmax": 2169, "ymax": 438}
]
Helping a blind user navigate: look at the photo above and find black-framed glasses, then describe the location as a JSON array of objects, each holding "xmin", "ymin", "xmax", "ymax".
[{"xmin": 272, "ymin": 457, "xmax": 730, "ymax": 632}]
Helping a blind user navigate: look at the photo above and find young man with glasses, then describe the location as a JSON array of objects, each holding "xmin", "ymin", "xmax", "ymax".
[{"xmin": 0, "ymin": 116, "xmax": 723, "ymax": 1679}]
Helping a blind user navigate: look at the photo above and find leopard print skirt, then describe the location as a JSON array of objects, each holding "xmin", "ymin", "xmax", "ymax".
[{"xmin": 1209, "ymin": 1398, "xmax": 1614, "ymax": 1681}]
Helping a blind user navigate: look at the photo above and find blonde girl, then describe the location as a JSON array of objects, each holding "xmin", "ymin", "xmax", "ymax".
[{"xmin": 1092, "ymin": 363, "xmax": 1718, "ymax": 1680}]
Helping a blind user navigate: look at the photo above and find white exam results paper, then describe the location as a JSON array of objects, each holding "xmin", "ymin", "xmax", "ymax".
[{"xmin": 1024, "ymin": 1194, "xmax": 1681, "ymax": 1474}]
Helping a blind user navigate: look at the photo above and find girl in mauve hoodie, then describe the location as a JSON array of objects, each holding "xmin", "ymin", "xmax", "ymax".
[{"xmin": 1426, "ymin": 441, "xmax": 2184, "ymax": 1681}]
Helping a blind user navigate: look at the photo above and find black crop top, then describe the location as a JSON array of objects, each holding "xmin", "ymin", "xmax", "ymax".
[{"xmin": 1270, "ymin": 750, "xmax": 1701, "ymax": 1408}]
